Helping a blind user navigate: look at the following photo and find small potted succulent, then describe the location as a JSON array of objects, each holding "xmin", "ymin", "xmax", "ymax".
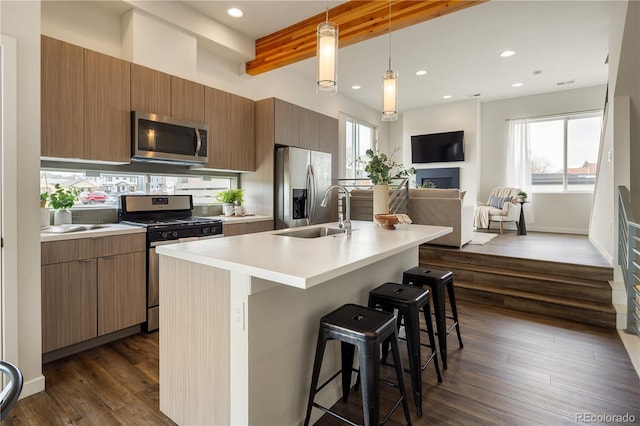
[
  {"xmin": 517, "ymin": 191, "xmax": 528, "ymax": 202},
  {"xmin": 49, "ymin": 184, "xmax": 80, "ymax": 225},
  {"xmin": 216, "ymin": 188, "xmax": 245, "ymax": 216}
]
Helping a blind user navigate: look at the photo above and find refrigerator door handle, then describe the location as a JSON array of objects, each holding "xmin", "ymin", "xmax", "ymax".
[{"xmin": 307, "ymin": 164, "xmax": 316, "ymax": 225}]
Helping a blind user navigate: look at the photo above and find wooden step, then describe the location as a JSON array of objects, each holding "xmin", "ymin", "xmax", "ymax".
[
  {"xmin": 455, "ymin": 280, "xmax": 617, "ymax": 328},
  {"xmin": 420, "ymin": 246, "xmax": 613, "ymax": 282},
  {"xmin": 421, "ymin": 259, "xmax": 612, "ymax": 305}
]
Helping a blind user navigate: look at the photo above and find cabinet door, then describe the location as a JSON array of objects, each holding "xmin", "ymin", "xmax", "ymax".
[
  {"xmin": 299, "ymin": 108, "xmax": 319, "ymax": 151},
  {"xmin": 319, "ymin": 114, "xmax": 339, "ymax": 182},
  {"xmin": 205, "ymin": 87, "xmax": 233, "ymax": 170},
  {"xmin": 171, "ymin": 76, "xmax": 205, "ymax": 123},
  {"xmin": 97, "ymin": 252, "xmax": 146, "ymax": 336},
  {"xmin": 130, "ymin": 64, "xmax": 171, "ymax": 116},
  {"xmin": 274, "ymin": 99, "xmax": 300, "ymax": 147},
  {"xmin": 229, "ymin": 94, "xmax": 255, "ymax": 171},
  {"xmin": 41, "ymin": 36, "xmax": 84, "ymax": 159},
  {"xmin": 84, "ymin": 50, "xmax": 131, "ymax": 162},
  {"xmin": 42, "ymin": 260, "xmax": 98, "ymax": 353}
]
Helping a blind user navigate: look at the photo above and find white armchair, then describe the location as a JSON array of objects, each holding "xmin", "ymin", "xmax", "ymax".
[{"xmin": 474, "ymin": 187, "xmax": 522, "ymax": 234}]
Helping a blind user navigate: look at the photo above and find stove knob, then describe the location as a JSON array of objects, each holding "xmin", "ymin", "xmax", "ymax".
[
  {"xmin": 161, "ymin": 232, "xmax": 169, "ymax": 239},
  {"xmin": 172, "ymin": 231, "xmax": 178, "ymax": 238},
  {"xmin": 202, "ymin": 227, "xmax": 210, "ymax": 234}
]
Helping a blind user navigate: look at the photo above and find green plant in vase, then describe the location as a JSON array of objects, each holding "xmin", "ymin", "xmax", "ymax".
[
  {"xmin": 49, "ymin": 184, "xmax": 80, "ymax": 225},
  {"xmin": 216, "ymin": 188, "xmax": 245, "ymax": 215},
  {"xmin": 517, "ymin": 191, "xmax": 528, "ymax": 202}
]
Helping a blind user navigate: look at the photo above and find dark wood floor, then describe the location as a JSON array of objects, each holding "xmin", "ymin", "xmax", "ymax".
[
  {"xmin": 6, "ymin": 299, "xmax": 639, "ymax": 426},
  {"xmin": 465, "ymin": 231, "xmax": 610, "ymax": 268}
]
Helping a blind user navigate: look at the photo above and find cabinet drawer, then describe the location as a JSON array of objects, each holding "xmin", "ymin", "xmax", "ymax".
[
  {"xmin": 100, "ymin": 234, "xmax": 146, "ymax": 256},
  {"xmin": 41, "ymin": 238, "xmax": 100, "ymax": 264}
]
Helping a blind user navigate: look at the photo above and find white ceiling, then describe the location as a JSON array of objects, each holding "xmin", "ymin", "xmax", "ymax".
[{"xmin": 155, "ymin": 1, "xmax": 611, "ymax": 112}]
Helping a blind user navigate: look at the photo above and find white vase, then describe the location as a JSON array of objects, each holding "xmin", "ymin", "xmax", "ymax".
[
  {"xmin": 40, "ymin": 208, "xmax": 51, "ymax": 228},
  {"xmin": 223, "ymin": 203, "xmax": 235, "ymax": 216},
  {"xmin": 372, "ymin": 183, "xmax": 390, "ymax": 222},
  {"xmin": 53, "ymin": 209, "xmax": 72, "ymax": 225}
]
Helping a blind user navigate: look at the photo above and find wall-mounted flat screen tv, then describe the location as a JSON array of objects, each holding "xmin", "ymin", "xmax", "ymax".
[{"xmin": 411, "ymin": 130, "xmax": 464, "ymax": 163}]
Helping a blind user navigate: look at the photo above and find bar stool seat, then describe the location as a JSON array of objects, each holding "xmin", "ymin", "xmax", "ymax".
[
  {"xmin": 403, "ymin": 266, "xmax": 463, "ymax": 369},
  {"xmin": 368, "ymin": 283, "xmax": 442, "ymax": 417},
  {"xmin": 303, "ymin": 303, "xmax": 412, "ymax": 426}
]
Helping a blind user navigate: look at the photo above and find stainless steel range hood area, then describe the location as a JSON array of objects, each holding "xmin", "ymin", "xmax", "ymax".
[{"xmin": 131, "ymin": 111, "xmax": 209, "ymax": 166}]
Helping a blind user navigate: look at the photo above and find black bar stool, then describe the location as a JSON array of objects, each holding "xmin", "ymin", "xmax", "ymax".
[
  {"xmin": 368, "ymin": 283, "xmax": 442, "ymax": 417},
  {"xmin": 402, "ymin": 266, "xmax": 463, "ymax": 369},
  {"xmin": 303, "ymin": 303, "xmax": 412, "ymax": 426}
]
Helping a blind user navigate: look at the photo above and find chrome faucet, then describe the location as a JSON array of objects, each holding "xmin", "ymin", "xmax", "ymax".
[{"xmin": 321, "ymin": 185, "xmax": 352, "ymax": 237}]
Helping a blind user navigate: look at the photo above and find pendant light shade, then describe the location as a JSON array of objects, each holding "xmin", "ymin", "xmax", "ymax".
[
  {"xmin": 317, "ymin": 20, "xmax": 338, "ymax": 95},
  {"xmin": 382, "ymin": 69, "xmax": 398, "ymax": 121},
  {"xmin": 381, "ymin": 0, "xmax": 398, "ymax": 121}
]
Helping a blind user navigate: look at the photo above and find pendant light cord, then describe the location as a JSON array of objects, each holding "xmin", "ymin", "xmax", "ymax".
[{"xmin": 388, "ymin": 0, "xmax": 392, "ymax": 70}]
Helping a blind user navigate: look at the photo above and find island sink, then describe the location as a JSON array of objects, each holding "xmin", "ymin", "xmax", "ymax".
[{"xmin": 275, "ymin": 226, "xmax": 345, "ymax": 238}]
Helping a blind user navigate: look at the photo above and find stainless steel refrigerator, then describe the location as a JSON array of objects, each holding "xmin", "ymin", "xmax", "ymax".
[{"xmin": 275, "ymin": 146, "xmax": 332, "ymax": 229}]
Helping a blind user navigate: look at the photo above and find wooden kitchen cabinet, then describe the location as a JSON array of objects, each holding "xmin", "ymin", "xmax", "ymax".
[
  {"xmin": 299, "ymin": 107, "xmax": 320, "ymax": 150},
  {"xmin": 41, "ymin": 36, "xmax": 84, "ymax": 159},
  {"xmin": 84, "ymin": 50, "xmax": 131, "ymax": 162},
  {"xmin": 274, "ymin": 99, "xmax": 300, "ymax": 147},
  {"xmin": 131, "ymin": 63, "xmax": 172, "ymax": 116},
  {"xmin": 41, "ymin": 233, "xmax": 146, "ymax": 354},
  {"xmin": 205, "ymin": 87, "xmax": 255, "ymax": 171},
  {"xmin": 319, "ymin": 114, "xmax": 339, "ymax": 183},
  {"xmin": 41, "ymin": 259, "xmax": 98, "ymax": 353},
  {"xmin": 171, "ymin": 76, "xmax": 205, "ymax": 123},
  {"xmin": 223, "ymin": 220, "xmax": 273, "ymax": 237},
  {"xmin": 98, "ymin": 251, "xmax": 146, "ymax": 336}
]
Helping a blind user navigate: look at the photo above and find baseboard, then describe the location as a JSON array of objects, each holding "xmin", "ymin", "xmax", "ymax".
[
  {"xmin": 589, "ymin": 235, "xmax": 614, "ymax": 265},
  {"xmin": 18, "ymin": 374, "xmax": 45, "ymax": 399},
  {"xmin": 617, "ymin": 330, "xmax": 640, "ymax": 379},
  {"xmin": 527, "ymin": 225, "xmax": 588, "ymax": 235}
]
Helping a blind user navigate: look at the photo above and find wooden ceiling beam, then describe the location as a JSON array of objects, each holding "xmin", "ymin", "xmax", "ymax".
[{"xmin": 245, "ymin": 0, "xmax": 487, "ymax": 76}]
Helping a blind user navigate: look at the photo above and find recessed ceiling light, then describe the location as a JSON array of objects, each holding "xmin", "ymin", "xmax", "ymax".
[
  {"xmin": 351, "ymin": 85, "xmax": 361, "ymax": 90},
  {"xmin": 500, "ymin": 50, "xmax": 516, "ymax": 57},
  {"xmin": 443, "ymin": 95, "xmax": 452, "ymax": 99},
  {"xmin": 227, "ymin": 7, "xmax": 244, "ymax": 18},
  {"xmin": 512, "ymin": 82, "xmax": 523, "ymax": 88},
  {"xmin": 415, "ymin": 70, "xmax": 427, "ymax": 76}
]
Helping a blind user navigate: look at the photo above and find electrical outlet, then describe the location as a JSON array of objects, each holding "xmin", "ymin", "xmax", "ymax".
[{"xmin": 232, "ymin": 301, "xmax": 244, "ymax": 330}]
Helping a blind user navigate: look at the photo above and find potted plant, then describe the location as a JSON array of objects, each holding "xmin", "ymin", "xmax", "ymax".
[
  {"xmin": 40, "ymin": 191, "xmax": 50, "ymax": 228},
  {"xmin": 363, "ymin": 148, "xmax": 415, "ymax": 221},
  {"xmin": 216, "ymin": 188, "xmax": 245, "ymax": 216},
  {"xmin": 517, "ymin": 190, "xmax": 528, "ymax": 202},
  {"xmin": 49, "ymin": 184, "xmax": 80, "ymax": 225}
]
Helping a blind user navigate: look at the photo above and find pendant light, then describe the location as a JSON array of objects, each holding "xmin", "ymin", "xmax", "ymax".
[
  {"xmin": 316, "ymin": 4, "xmax": 338, "ymax": 95},
  {"xmin": 381, "ymin": 0, "xmax": 398, "ymax": 121}
]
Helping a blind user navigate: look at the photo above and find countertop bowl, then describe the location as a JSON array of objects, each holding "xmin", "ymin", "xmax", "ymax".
[{"xmin": 375, "ymin": 214, "xmax": 399, "ymax": 230}]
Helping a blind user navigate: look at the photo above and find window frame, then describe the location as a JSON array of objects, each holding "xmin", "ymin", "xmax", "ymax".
[{"xmin": 342, "ymin": 115, "xmax": 378, "ymax": 181}]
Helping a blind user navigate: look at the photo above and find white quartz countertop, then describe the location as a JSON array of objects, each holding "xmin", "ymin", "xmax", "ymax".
[
  {"xmin": 156, "ymin": 221, "xmax": 451, "ymax": 289},
  {"xmin": 40, "ymin": 223, "xmax": 146, "ymax": 242}
]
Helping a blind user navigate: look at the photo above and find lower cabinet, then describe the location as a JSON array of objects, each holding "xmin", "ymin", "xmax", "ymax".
[
  {"xmin": 223, "ymin": 220, "xmax": 273, "ymax": 237},
  {"xmin": 41, "ymin": 234, "xmax": 146, "ymax": 354}
]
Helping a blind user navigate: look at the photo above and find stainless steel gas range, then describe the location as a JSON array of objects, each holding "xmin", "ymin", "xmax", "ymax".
[{"xmin": 119, "ymin": 195, "xmax": 223, "ymax": 331}]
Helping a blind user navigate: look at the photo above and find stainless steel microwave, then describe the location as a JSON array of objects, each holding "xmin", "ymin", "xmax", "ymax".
[{"xmin": 132, "ymin": 111, "xmax": 209, "ymax": 166}]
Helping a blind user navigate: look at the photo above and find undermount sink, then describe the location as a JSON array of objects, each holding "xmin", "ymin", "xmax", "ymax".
[{"xmin": 275, "ymin": 226, "xmax": 346, "ymax": 239}]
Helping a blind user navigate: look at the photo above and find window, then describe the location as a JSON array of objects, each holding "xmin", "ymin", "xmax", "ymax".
[
  {"xmin": 40, "ymin": 169, "xmax": 237, "ymax": 208},
  {"xmin": 527, "ymin": 111, "xmax": 601, "ymax": 192},
  {"xmin": 344, "ymin": 116, "xmax": 376, "ymax": 180}
]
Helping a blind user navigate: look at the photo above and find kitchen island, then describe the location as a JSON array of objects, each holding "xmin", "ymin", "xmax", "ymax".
[{"xmin": 156, "ymin": 221, "xmax": 451, "ymax": 425}]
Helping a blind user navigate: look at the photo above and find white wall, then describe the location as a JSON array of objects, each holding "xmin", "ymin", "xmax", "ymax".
[
  {"xmin": 481, "ymin": 85, "xmax": 606, "ymax": 234},
  {"xmin": 401, "ymin": 99, "xmax": 481, "ymax": 205},
  {"xmin": 1, "ymin": 0, "xmax": 45, "ymax": 398}
]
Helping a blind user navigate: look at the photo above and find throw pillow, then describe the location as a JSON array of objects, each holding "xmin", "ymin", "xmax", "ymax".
[{"xmin": 488, "ymin": 195, "xmax": 511, "ymax": 209}]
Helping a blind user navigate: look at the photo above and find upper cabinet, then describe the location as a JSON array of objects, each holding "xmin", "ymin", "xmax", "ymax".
[
  {"xmin": 84, "ymin": 50, "xmax": 131, "ymax": 162},
  {"xmin": 171, "ymin": 76, "xmax": 205, "ymax": 123},
  {"xmin": 269, "ymin": 98, "xmax": 333, "ymax": 153},
  {"xmin": 41, "ymin": 36, "xmax": 84, "ymax": 159},
  {"xmin": 319, "ymin": 114, "xmax": 339, "ymax": 182},
  {"xmin": 130, "ymin": 64, "xmax": 171, "ymax": 117},
  {"xmin": 204, "ymin": 87, "xmax": 255, "ymax": 171}
]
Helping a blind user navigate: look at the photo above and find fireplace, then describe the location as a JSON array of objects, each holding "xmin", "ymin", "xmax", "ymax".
[{"xmin": 416, "ymin": 167, "xmax": 460, "ymax": 189}]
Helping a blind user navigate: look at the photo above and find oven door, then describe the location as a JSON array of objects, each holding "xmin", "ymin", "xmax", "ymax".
[{"xmin": 147, "ymin": 235, "xmax": 223, "ymax": 331}]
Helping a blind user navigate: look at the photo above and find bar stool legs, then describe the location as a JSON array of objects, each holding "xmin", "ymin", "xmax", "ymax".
[
  {"xmin": 303, "ymin": 304, "xmax": 412, "ymax": 426},
  {"xmin": 403, "ymin": 267, "xmax": 464, "ymax": 370}
]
